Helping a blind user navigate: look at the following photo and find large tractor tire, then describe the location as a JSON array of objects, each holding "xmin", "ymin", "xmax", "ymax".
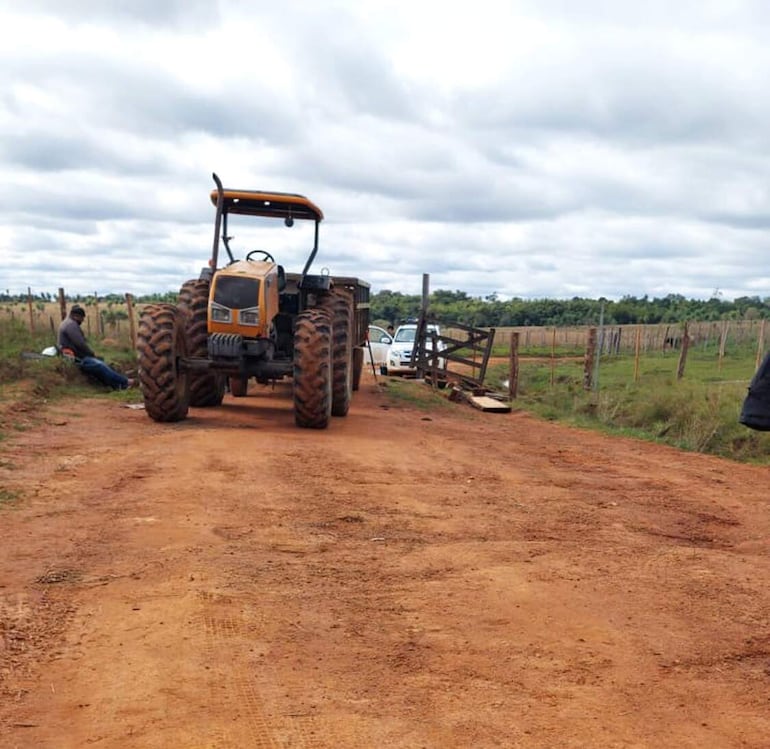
[
  {"xmin": 293, "ymin": 308, "xmax": 332, "ymax": 429},
  {"xmin": 320, "ymin": 289, "xmax": 353, "ymax": 416},
  {"xmin": 229, "ymin": 376, "xmax": 248, "ymax": 397},
  {"xmin": 177, "ymin": 279, "xmax": 225, "ymax": 407},
  {"xmin": 137, "ymin": 303, "xmax": 190, "ymax": 422},
  {"xmin": 352, "ymin": 346, "xmax": 364, "ymax": 391}
]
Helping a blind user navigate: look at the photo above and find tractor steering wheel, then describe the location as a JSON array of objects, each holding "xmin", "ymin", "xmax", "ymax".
[{"xmin": 246, "ymin": 250, "xmax": 275, "ymax": 263}]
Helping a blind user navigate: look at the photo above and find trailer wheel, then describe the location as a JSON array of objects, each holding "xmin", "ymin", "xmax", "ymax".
[
  {"xmin": 137, "ymin": 303, "xmax": 190, "ymax": 422},
  {"xmin": 178, "ymin": 279, "xmax": 225, "ymax": 406},
  {"xmin": 293, "ymin": 309, "xmax": 332, "ymax": 428},
  {"xmin": 320, "ymin": 289, "xmax": 353, "ymax": 416},
  {"xmin": 229, "ymin": 376, "xmax": 248, "ymax": 397},
  {"xmin": 352, "ymin": 346, "xmax": 364, "ymax": 391}
]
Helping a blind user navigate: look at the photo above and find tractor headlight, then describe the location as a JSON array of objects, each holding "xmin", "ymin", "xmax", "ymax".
[
  {"xmin": 211, "ymin": 303, "xmax": 232, "ymax": 323},
  {"xmin": 239, "ymin": 308, "xmax": 259, "ymax": 326}
]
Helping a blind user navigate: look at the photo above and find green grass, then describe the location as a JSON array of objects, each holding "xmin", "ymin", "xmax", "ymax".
[
  {"xmin": 0, "ymin": 317, "xmax": 138, "ymax": 442},
  {"xmin": 379, "ymin": 377, "xmax": 456, "ymax": 412},
  {"xmin": 485, "ymin": 346, "xmax": 770, "ymax": 462}
]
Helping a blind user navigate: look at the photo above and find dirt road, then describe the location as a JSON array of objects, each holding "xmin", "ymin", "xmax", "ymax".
[{"xmin": 1, "ymin": 373, "xmax": 769, "ymax": 748}]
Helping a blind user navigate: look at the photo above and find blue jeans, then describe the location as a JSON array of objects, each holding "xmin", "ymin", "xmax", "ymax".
[{"xmin": 79, "ymin": 356, "xmax": 129, "ymax": 390}]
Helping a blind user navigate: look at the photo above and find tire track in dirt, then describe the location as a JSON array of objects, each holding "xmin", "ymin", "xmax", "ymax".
[
  {"xmin": 194, "ymin": 591, "xmax": 278, "ymax": 748},
  {"xmin": 182, "ymin": 428, "xmax": 379, "ymax": 749}
]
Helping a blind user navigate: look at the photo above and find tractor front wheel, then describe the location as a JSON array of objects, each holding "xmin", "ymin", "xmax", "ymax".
[
  {"xmin": 178, "ymin": 279, "xmax": 225, "ymax": 407},
  {"xmin": 137, "ymin": 304, "xmax": 190, "ymax": 422},
  {"xmin": 293, "ymin": 309, "xmax": 332, "ymax": 428}
]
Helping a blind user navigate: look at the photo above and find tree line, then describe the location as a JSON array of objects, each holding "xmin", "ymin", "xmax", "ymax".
[
  {"xmin": 4, "ymin": 289, "xmax": 769, "ymax": 328},
  {"xmin": 369, "ymin": 290, "xmax": 770, "ymax": 327}
]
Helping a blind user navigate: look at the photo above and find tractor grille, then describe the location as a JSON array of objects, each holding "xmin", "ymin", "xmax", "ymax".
[{"xmin": 208, "ymin": 333, "xmax": 243, "ymax": 358}]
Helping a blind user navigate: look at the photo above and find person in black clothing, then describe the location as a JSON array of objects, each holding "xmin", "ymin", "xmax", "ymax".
[{"xmin": 57, "ymin": 305, "xmax": 134, "ymax": 390}]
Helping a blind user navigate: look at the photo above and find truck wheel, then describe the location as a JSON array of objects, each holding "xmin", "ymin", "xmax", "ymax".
[
  {"xmin": 352, "ymin": 346, "xmax": 364, "ymax": 391},
  {"xmin": 229, "ymin": 376, "xmax": 248, "ymax": 397},
  {"xmin": 320, "ymin": 289, "xmax": 353, "ymax": 416},
  {"xmin": 293, "ymin": 309, "xmax": 332, "ymax": 428},
  {"xmin": 137, "ymin": 304, "xmax": 190, "ymax": 422},
  {"xmin": 178, "ymin": 279, "xmax": 225, "ymax": 407}
]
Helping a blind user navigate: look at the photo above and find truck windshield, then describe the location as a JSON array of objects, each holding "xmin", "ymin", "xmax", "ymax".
[{"xmin": 394, "ymin": 328, "xmax": 416, "ymax": 343}]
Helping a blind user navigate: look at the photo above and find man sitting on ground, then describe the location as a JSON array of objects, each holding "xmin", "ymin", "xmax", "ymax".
[{"xmin": 57, "ymin": 305, "xmax": 135, "ymax": 390}]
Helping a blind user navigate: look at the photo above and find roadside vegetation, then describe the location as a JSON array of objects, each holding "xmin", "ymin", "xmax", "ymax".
[
  {"xmin": 481, "ymin": 340, "xmax": 770, "ymax": 463},
  {"xmin": 0, "ymin": 317, "xmax": 138, "ymax": 443},
  {"xmin": 376, "ymin": 341, "xmax": 769, "ymax": 464}
]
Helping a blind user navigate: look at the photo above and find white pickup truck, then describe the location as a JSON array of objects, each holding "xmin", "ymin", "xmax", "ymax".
[{"xmin": 382, "ymin": 322, "xmax": 445, "ymax": 377}]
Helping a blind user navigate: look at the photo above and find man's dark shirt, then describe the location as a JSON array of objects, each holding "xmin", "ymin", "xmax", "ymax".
[{"xmin": 57, "ymin": 317, "xmax": 95, "ymax": 359}]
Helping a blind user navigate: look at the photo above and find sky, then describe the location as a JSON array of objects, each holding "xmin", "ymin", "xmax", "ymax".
[{"xmin": 2, "ymin": 0, "xmax": 770, "ymax": 302}]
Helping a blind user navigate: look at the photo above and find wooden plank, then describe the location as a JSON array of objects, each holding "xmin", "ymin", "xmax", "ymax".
[{"xmin": 468, "ymin": 395, "xmax": 511, "ymax": 412}]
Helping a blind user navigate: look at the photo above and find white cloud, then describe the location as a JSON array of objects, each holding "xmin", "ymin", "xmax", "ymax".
[{"xmin": 1, "ymin": 0, "xmax": 770, "ymax": 302}]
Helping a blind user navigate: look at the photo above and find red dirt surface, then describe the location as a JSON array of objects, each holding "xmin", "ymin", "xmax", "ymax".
[{"xmin": 1, "ymin": 372, "xmax": 770, "ymax": 748}]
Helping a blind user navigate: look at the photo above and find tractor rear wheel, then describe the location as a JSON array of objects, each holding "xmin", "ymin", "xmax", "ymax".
[
  {"xmin": 320, "ymin": 289, "xmax": 353, "ymax": 416},
  {"xmin": 293, "ymin": 308, "xmax": 332, "ymax": 428},
  {"xmin": 137, "ymin": 303, "xmax": 190, "ymax": 422},
  {"xmin": 178, "ymin": 279, "xmax": 225, "ymax": 407}
]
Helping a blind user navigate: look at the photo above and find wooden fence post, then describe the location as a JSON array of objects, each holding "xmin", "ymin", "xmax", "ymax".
[
  {"xmin": 94, "ymin": 292, "xmax": 103, "ymax": 337},
  {"xmin": 550, "ymin": 327, "xmax": 556, "ymax": 387},
  {"xmin": 584, "ymin": 328, "xmax": 596, "ymax": 390},
  {"xmin": 125, "ymin": 293, "xmax": 138, "ymax": 350},
  {"xmin": 58, "ymin": 288, "xmax": 67, "ymax": 321},
  {"xmin": 718, "ymin": 321, "xmax": 729, "ymax": 371},
  {"xmin": 508, "ymin": 332, "xmax": 519, "ymax": 399},
  {"xmin": 676, "ymin": 321, "xmax": 690, "ymax": 380},
  {"xmin": 756, "ymin": 319, "xmax": 766, "ymax": 370},
  {"xmin": 634, "ymin": 326, "xmax": 641, "ymax": 382},
  {"xmin": 593, "ymin": 302, "xmax": 605, "ymax": 390},
  {"xmin": 27, "ymin": 287, "xmax": 34, "ymax": 332}
]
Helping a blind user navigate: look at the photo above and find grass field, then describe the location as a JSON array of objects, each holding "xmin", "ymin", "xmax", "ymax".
[{"xmin": 483, "ymin": 341, "xmax": 770, "ymax": 462}]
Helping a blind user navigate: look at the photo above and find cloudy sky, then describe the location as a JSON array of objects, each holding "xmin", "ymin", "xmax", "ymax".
[{"xmin": 2, "ymin": 0, "xmax": 769, "ymax": 302}]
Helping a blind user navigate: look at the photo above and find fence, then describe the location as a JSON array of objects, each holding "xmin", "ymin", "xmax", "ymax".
[
  {"xmin": 5, "ymin": 291, "xmax": 768, "ymax": 372},
  {"xmin": 443, "ymin": 320, "xmax": 769, "ymax": 397},
  {"xmin": 450, "ymin": 320, "xmax": 767, "ymax": 356},
  {"xmin": 0, "ymin": 289, "xmax": 140, "ymax": 348}
]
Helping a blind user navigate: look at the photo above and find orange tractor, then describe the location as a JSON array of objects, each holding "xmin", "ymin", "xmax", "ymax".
[{"xmin": 137, "ymin": 173, "xmax": 370, "ymax": 428}]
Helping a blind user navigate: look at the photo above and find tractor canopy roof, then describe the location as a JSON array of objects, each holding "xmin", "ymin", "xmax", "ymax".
[{"xmin": 209, "ymin": 188, "xmax": 324, "ymax": 222}]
